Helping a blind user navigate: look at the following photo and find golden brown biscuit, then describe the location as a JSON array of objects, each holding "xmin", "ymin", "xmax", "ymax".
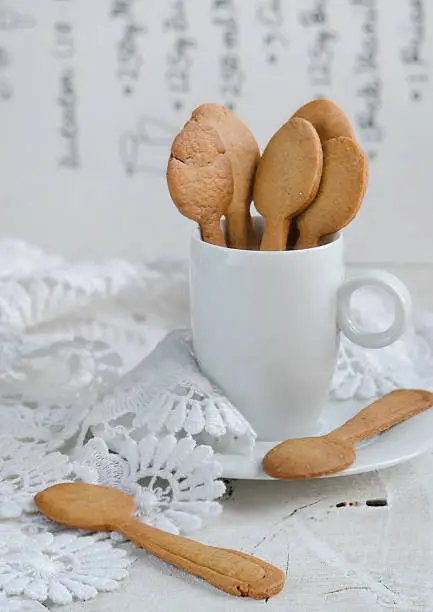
[
  {"xmin": 35, "ymin": 482, "xmax": 286, "ymax": 599},
  {"xmin": 292, "ymin": 99, "xmax": 355, "ymax": 143},
  {"xmin": 253, "ymin": 117, "xmax": 323, "ymax": 251},
  {"xmin": 191, "ymin": 103, "xmax": 260, "ymax": 249},
  {"xmin": 167, "ymin": 120, "xmax": 234, "ymax": 247},
  {"xmin": 295, "ymin": 136, "xmax": 368, "ymax": 249},
  {"xmin": 262, "ymin": 390, "xmax": 433, "ymax": 479}
]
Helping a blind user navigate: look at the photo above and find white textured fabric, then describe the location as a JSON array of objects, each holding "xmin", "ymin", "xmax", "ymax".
[
  {"xmin": 1, "ymin": 237, "xmax": 433, "ymax": 610},
  {"xmin": 0, "ymin": 239, "xmax": 222, "ymax": 610},
  {"xmin": 80, "ymin": 329, "xmax": 256, "ymax": 454},
  {"xmin": 0, "ymin": 525, "xmax": 134, "ymax": 605},
  {"xmin": 73, "ymin": 435, "xmax": 225, "ymax": 535},
  {"xmin": 0, "ymin": 437, "xmax": 71, "ymax": 518}
]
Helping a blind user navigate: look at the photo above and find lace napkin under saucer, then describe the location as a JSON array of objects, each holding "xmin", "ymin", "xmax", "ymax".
[{"xmin": 78, "ymin": 329, "xmax": 257, "ymax": 455}]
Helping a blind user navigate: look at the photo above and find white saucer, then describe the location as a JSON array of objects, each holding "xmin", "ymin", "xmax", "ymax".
[{"xmin": 215, "ymin": 397, "xmax": 433, "ymax": 480}]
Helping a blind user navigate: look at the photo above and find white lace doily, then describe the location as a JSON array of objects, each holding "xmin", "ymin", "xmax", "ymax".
[
  {"xmin": 79, "ymin": 329, "xmax": 256, "ymax": 454},
  {"xmin": 1, "ymin": 236, "xmax": 433, "ymax": 610}
]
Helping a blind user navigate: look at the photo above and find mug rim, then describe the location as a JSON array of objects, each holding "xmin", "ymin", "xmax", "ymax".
[{"xmin": 191, "ymin": 223, "xmax": 341, "ymax": 256}]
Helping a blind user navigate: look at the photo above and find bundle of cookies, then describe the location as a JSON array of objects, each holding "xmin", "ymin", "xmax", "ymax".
[{"xmin": 167, "ymin": 100, "xmax": 368, "ymax": 251}]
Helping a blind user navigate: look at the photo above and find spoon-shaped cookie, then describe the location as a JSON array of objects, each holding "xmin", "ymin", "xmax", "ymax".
[
  {"xmin": 191, "ymin": 103, "xmax": 260, "ymax": 250},
  {"xmin": 167, "ymin": 121, "xmax": 234, "ymax": 247},
  {"xmin": 254, "ymin": 117, "xmax": 323, "ymax": 251},
  {"xmin": 262, "ymin": 389, "xmax": 433, "ymax": 479},
  {"xmin": 295, "ymin": 137, "xmax": 368, "ymax": 249},
  {"xmin": 292, "ymin": 99, "xmax": 355, "ymax": 143},
  {"xmin": 35, "ymin": 483, "xmax": 285, "ymax": 600}
]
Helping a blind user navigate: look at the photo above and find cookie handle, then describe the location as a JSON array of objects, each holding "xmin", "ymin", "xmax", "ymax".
[
  {"xmin": 116, "ymin": 518, "xmax": 285, "ymax": 600},
  {"xmin": 260, "ymin": 217, "xmax": 290, "ymax": 251},
  {"xmin": 295, "ymin": 232, "xmax": 319, "ymax": 250},
  {"xmin": 337, "ymin": 269, "xmax": 412, "ymax": 349},
  {"xmin": 332, "ymin": 389, "xmax": 433, "ymax": 445},
  {"xmin": 200, "ymin": 216, "xmax": 226, "ymax": 247},
  {"xmin": 227, "ymin": 211, "xmax": 258, "ymax": 250}
]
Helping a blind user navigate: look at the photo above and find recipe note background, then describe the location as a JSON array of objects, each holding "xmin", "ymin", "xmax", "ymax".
[{"xmin": 0, "ymin": 0, "xmax": 432, "ymax": 262}]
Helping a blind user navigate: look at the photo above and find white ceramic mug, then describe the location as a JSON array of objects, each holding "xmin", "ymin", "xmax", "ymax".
[{"xmin": 190, "ymin": 219, "xmax": 412, "ymax": 441}]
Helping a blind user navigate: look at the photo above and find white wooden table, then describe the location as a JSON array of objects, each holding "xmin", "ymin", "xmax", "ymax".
[
  {"xmin": 63, "ymin": 265, "xmax": 433, "ymax": 612},
  {"xmin": 62, "ymin": 455, "xmax": 433, "ymax": 612}
]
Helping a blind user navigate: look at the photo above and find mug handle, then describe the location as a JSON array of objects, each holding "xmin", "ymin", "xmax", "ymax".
[{"xmin": 337, "ymin": 270, "xmax": 412, "ymax": 349}]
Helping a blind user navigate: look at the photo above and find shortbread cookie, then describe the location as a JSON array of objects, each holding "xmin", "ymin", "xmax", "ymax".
[
  {"xmin": 262, "ymin": 390, "xmax": 433, "ymax": 480},
  {"xmin": 295, "ymin": 136, "xmax": 368, "ymax": 249},
  {"xmin": 191, "ymin": 103, "xmax": 260, "ymax": 249},
  {"xmin": 167, "ymin": 120, "xmax": 234, "ymax": 247},
  {"xmin": 292, "ymin": 99, "xmax": 355, "ymax": 143},
  {"xmin": 35, "ymin": 482, "xmax": 286, "ymax": 599},
  {"xmin": 253, "ymin": 117, "xmax": 323, "ymax": 251}
]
